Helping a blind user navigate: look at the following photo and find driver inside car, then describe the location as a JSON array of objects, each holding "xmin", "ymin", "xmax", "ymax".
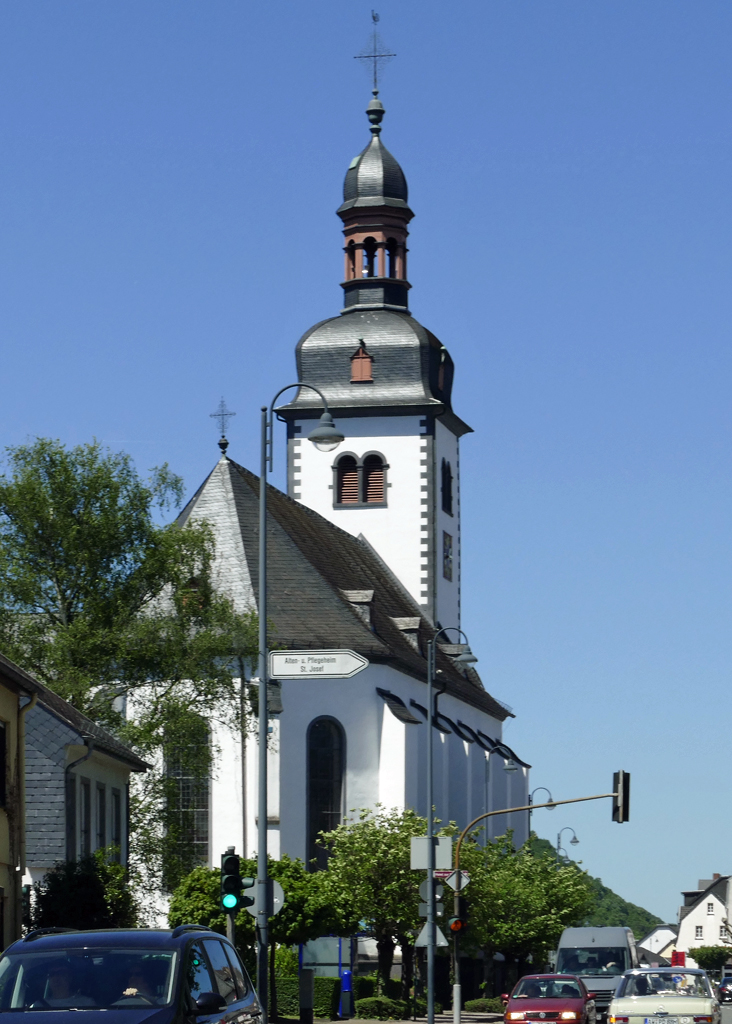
[
  {"xmin": 122, "ymin": 964, "xmax": 156, "ymax": 1001},
  {"xmin": 44, "ymin": 961, "xmax": 95, "ymax": 1008}
]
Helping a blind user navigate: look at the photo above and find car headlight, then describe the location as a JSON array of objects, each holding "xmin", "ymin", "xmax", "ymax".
[
  {"xmin": 560, "ymin": 1013, "xmax": 579, "ymax": 1020},
  {"xmin": 508, "ymin": 1014, "xmax": 525, "ymax": 1020}
]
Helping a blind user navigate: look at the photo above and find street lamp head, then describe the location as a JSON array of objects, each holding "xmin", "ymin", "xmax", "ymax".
[
  {"xmin": 454, "ymin": 644, "xmax": 478, "ymax": 666},
  {"xmin": 503, "ymin": 758, "xmax": 518, "ymax": 773},
  {"xmin": 570, "ymin": 834, "xmax": 580, "ymax": 846},
  {"xmin": 308, "ymin": 411, "xmax": 344, "ymax": 452}
]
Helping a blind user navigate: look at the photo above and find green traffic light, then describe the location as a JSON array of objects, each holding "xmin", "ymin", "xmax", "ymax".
[{"xmin": 222, "ymin": 893, "xmax": 238, "ymax": 910}]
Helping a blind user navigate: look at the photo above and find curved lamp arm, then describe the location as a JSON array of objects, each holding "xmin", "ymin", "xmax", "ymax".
[{"xmin": 264, "ymin": 383, "xmax": 342, "ymax": 471}]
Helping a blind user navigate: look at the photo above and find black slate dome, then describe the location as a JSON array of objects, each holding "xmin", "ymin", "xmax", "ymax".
[{"xmin": 337, "ymin": 93, "xmax": 411, "ymax": 213}]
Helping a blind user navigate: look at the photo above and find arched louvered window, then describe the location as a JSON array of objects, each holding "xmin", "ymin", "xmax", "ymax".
[
  {"xmin": 441, "ymin": 459, "xmax": 453, "ymax": 516},
  {"xmin": 386, "ymin": 238, "xmax": 397, "ymax": 278},
  {"xmin": 307, "ymin": 717, "xmax": 345, "ymax": 871},
  {"xmin": 364, "ymin": 454, "xmax": 385, "ymax": 503},
  {"xmin": 350, "ymin": 343, "xmax": 373, "ymax": 383},
  {"xmin": 346, "ymin": 240, "xmax": 357, "ymax": 280},
  {"xmin": 336, "ymin": 455, "xmax": 359, "ymax": 504},
  {"xmin": 362, "ymin": 237, "xmax": 377, "ymax": 278}
]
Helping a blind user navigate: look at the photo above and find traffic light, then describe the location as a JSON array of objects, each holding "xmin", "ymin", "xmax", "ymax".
[
  {"xmin": 448, "ymin": 896, "xmax": 468, "ymax": 937},
  {"xmin": 220, "ymin": 849, "xmax": 255, "ymax": 913},
  {"xmin": 612, "ymin": 771, "xmax": 630, "ymax": 823}
]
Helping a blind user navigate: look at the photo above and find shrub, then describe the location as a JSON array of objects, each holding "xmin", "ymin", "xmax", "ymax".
[
  {"xmin": 355, "ymin": 996, "xmax": 407, "ymax": 1020},
  {"xmin": 314, "ymin": 976, "xmax": 341, "ymax": 1020},
  {"xmin": 275, "ymin": 976, "xmax": 299, "ymax": 1016},
  {"xmin": 354, "ymin": 976, "xmax": 376, "ymax": 1000},
  {"xmin": 29, "ymin": 850, "xmax": 136, "ymax": 930},
  {"xmin": 465, "ymin": 997, "xmax": 506, "ymax": 1013}
]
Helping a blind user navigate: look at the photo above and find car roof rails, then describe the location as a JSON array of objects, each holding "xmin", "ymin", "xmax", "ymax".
[
  {"xmin": 171, "ymin": 925, "xmax": 213, "ymax": 939},
  {"xmin": 24, "ymin": 928, "xmax": 78, "ymax": 943}
]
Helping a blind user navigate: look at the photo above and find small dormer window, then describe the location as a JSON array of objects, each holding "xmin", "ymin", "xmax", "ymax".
[{"xmin": 351, "ymin": 343, "xmax": 373, "ymax": 383}]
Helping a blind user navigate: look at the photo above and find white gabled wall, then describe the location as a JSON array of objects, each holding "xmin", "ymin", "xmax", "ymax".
[{"xmin": 677, "ymin": 889, "xmax": 730, "ymax": 964}]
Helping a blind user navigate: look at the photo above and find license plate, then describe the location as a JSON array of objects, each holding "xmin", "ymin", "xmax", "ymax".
[{"xmin": 645, "ymin": 1018, "xmax": 678, "ymax": 1024}]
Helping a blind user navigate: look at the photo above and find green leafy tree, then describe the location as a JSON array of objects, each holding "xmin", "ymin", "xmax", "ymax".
[
  {"xmin": 459, "ymin": 833, "xmax": 595, "ymax": 970},
  {"xmin": 0, "ymin": 438, "xmax": 259, "ymax": 895},
  {"xmin": 29, "ymin": 848, "xmax": 137, "ymax": 930},
  {"xmin": 319, "ymin": 806, "xmax": 441, "ymax": 998},
  {"xmin": 692, "ymin": 946, "xmax": 732, "ymax": 973}
]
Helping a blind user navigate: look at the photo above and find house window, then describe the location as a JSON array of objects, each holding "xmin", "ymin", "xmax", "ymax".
[
  {"xmin": 350, "ymin": 343, "xmax": 373, "ymax": 383},
  {"xmin": 307, "ymin": 718, "xmax": 345, "ymax": 872},
  {"xmin": 0, "ymin": 722, "xmax": 7, "ymax": 807},
  {"xmin": 721, "ymin": 926, "xmax": 727, "ymax": 939},
  {"xmin": 80, "ymin": 779, "xmax": 91, "ymax": 858},
  {"xmin": 95, "ymin": 784, "xmax": 106, "ymax": 851},
  {"xmin": 708, "ymin": 902, "xmax": 715, "ymax": 915},
  {"xmin": 334, "ymin": 453, "xmax": 388, "ymax": 508},
  {"xmin": 695, "ymin": 926, "xmax": 703, "ymax": 940},
  {"xmin": 441, "ymin": 459, "xmax": 453, "ymax": 516},
  {"xmin": 111, "ymin": 788, "xmax": 122, "ymax": 862},
  {"xmin": 443, "ymin": 531, "xmax": 453, "ymax": 581}
]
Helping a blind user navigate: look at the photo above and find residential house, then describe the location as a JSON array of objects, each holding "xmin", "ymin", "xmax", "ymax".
[{"xmin": 676, "ymin": 874, "xmax": 732, "ymax": 965}]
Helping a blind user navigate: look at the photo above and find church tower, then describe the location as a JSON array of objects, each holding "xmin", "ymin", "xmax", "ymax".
[{"xmin": 278, "ymin": 92, "xmax": 471, "ymax": 626}]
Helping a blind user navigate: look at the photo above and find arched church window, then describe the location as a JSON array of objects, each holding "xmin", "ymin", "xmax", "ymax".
[
  {"xmin": 336, "ymin": 455, "xmax": 359, "ymax": 504},
  {"xmin": 350, "ymin": 343, "xmax": 373, "ymax": 383},
  {"xmin": 364, "ymin": 454, "xmax": 385, "ymax": 504},
  {"xmin": 163, "ymin": 714, "xmax": 210, "ymax": 889},
  {"xmin": 362, "ymin": 237, "xmax": 377, "ymax": 278},
  {"xmin": 307, "ymin": 717, "xmax": 345, "ymax": 871},
  {"xmin": 441, "ymin": 459, "xmax": 453, "ymax": 516},
  {"xmin": 386, "ymin": 238, "xmax": 397, "ymax": 278}
]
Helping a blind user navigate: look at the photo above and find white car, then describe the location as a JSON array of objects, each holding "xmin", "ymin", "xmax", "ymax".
[{"xmin": 608, "ymin": 968, "xmax": 721, "ymax": 1024}]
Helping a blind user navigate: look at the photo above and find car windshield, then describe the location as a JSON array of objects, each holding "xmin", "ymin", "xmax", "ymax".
[
  {"xmin": 514, "ymin": 980, "xmax": 582, "ymax": 999},
  {"xmin": 622, "ymin": 973, "xmax": 709, "ymax": 998},
  {"xmin": 0, "ymin": 949, "xmax": 177, "ymax": 1011},
  {"xmin": 556, "ymin": 948, "xmax": 629, "ymax": 977}
]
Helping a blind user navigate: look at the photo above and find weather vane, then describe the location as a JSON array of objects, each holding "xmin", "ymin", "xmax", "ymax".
[
  {"xmin": 210, "ymin": 397, "xmax": 236, "ymax": 455},
  {"xmin": 354, "ymin": 11, "xmax": 396, "ymax": 94}
]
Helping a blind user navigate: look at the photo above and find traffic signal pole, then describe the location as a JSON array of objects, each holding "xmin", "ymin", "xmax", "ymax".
[
  {"xmin": 449, "ymin": 778, "xmax": 630, "ymax": 1024},
  {"xmin": 257, "ymin": 405, "xmax": 270, "ymax": 1024}
]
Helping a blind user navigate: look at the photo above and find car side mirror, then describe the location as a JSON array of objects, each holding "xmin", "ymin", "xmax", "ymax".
[{"xmin": 195, "ymin": 992, "xmax": 227, "ymax": 1015}]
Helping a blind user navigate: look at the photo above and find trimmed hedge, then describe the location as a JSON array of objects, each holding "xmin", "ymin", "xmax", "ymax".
[
  {"xmin": 353, "ymin": 976, "xmax": 376, "ymax": 1001},
  {"xmin": 464, "ymin": 997, "xmax": 506, "ymax": 1013},
  {"xmin": 274, "ymin": 976, "xmax": 299, "ymax": 1016},
  {"xmin": 314, "ymin": 976, "xmax": 341, "ymax": 1020},
  {"xmin": 355, "ymin": 996, "xmax": 407, "ymax": 1020}
]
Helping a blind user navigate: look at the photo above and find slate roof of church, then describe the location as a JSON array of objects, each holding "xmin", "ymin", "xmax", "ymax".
[
  {"xmin": 0, "ymin": 651, "xmax": 148, "ymax": 771},
  {"xmin": 179, "ymin": 458, "xmax": 512, "ymax": 722}
]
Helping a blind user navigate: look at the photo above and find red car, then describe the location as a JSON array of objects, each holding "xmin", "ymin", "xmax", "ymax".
[{"xmin": 504, "ymin": 974, "xmax": 597, "ymax": 1024}]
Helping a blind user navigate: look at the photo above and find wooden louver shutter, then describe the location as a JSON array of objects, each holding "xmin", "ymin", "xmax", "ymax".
[
  {"xmin": 350, "ymin": 345, "xmax": 373, "ymax": 382},
  {"xmin": 337, "ymin": 457, "xmax": 359, "ymax": 504},
  {"xmin": 364, "ymin": 455, "xmax": 384, "ymax": 503}
]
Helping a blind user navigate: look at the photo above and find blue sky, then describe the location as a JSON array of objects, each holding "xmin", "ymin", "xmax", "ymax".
[{"xmin": 2, "ymin": 1, "xmax": 732, "ymax": 923}]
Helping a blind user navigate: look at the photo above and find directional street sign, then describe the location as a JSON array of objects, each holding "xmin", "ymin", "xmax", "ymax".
[
  {"xmin": 269, "ymin": 650, "xmax": 368, "ymax": 679},
  {"xmin": 415, "ymin": 923, "xmax": 448, "ymax": 948},
  {"xmin": 444, "ymin": 870, "xmax": 470, "ymax": 890},
  {"xmin": 245, "ymin": 879, "xmax": 285, "ymax": 917},
  {"xmin": 410, "ymin": 836, "xmax": 452, "ymax": 870}
]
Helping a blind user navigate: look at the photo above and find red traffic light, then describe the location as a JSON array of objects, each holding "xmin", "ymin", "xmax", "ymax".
[{"xmin": 448, "ymin": 916, "xmax": 467, "ymax": 934}]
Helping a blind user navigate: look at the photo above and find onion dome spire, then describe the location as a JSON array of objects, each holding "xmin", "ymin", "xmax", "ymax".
[{"xmin": 337, "ymin": 93, "xmax": 414, "ymax": 314}]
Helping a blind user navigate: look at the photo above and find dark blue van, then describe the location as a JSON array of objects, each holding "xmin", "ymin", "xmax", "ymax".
[{"xmin": 0, "ymin": 926, "xmax": 261, "ymax": 1024}]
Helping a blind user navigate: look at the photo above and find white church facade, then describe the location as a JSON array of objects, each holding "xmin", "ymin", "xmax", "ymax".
[{"xmin": 173, "ymin": 89, "xmax": 531, "ymax": 877}]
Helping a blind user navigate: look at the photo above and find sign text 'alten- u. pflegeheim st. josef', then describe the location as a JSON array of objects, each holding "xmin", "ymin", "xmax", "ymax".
[{"xmin": 269, "ymin": 649, "xmax": 368, "ymax": 679}]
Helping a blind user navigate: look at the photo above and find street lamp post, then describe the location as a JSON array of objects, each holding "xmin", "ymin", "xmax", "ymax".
[
  {"xmin": 528, "ymin": 786, "xmax": 555, "ymax": 834},
  {"xmin": 426, "ymin": 628, "xmax": 478, "ymax": 1024},
  {"xmin": 255, "ymin": 385, "xmax": 343, "ymax": 1024},
  {"xmin": 556, "ymin": 826, "xmax": 580, "ymax": 862}
]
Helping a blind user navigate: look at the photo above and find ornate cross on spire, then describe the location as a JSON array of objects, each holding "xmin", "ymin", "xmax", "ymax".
[
  {"xmin": 354, "ymin": 11, "xmax": 395, "ymax": 94},
  {"xmin": 210, "ymin": 397, "xmax": 236, "ymax": 455}
]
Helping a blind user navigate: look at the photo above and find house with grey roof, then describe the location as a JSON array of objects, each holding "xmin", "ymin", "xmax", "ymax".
[
  {"xmin": 0, "ymin": 654, "xmax": 150, "ymax": 885},
  {"xmin": 676, "ymin": 873, "xmax": 732, "ymax": 965}
]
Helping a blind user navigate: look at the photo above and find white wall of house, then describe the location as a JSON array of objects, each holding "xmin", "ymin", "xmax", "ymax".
[{"xmin": 677, "ymin": 890, "xmax": 731, "ymax": 964}]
